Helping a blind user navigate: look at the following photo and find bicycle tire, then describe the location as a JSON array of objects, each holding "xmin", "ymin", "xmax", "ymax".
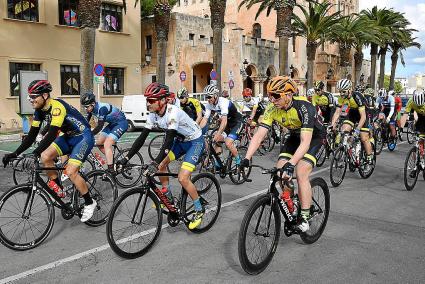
[
  {"xmin": 330, "ymin": 146, "xmax": 347, "ymax": 187},
  {"xmin": 181, "ymin": 172, "xmax": 222, "ymax": 233},
  {"xmin": 229, "ymin": 146, "xmax": 252, "ymax": 185},
  {"xmin": 300, "ymin": 177, "xmax": 330, "ymax": 244},
  {"xmin": 358, "ymin": 145, "xmax": 376, "ymax": 179},
  {"xmin": 238, "ymin": 194, "xmax": 281, "ymax": 275},
  {"xmin": 406, "ymin": 123, "xmax": 415, "ymax": 144},
  {"xmin": 12, "ymin": 157, "xmax": 34, "ymax": 185},
  {"xmin": 148, "ymin": 133, "xmax": 165, "ymax": 161},
  {"xmin": 403, "ymin": 147, "xmax": 420, "ymax": 191},
  {"xmin": 0, "ymin": 184, "xmax": 55, "ymax": 251},
  {"xmin": 315, "ymin": 144, "xmax": 327, "ymax": 168},
  {"xmin": 374, "ymin": 127, "xmax": 384, "ymax": 155},
  {"xmin": 198, "ymin": 153, "xmax": 217, "ymax": 175},
  {"xmin": 114, "ymin": 149, "xmax": 144, "ymax": 188},
  {"xmin": 79, "ymin": 170, "xmax": 118, "ymax": 227},
  {"xmin": 106, "ymin": 187, "xmax": 162, "ymax": 259}
]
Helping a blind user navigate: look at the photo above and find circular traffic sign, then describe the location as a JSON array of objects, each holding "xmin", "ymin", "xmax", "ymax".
[
  {"xmin": 229, "ymin": 79, "xmax": 235, "ymax": 89},
  {"xmin": 94, "ymin": 64, "xmax": 105, "ymax": 76},
  {"xmin": 210, "ymin": 70, "xmax": 217, "ymax": 80},
  {"xmin": 179, "ymin": 71, "xmax": 187, "ymax": 82}
]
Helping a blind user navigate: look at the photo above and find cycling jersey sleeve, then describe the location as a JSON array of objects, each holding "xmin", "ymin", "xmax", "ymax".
[
  {"xmin": 204, "ymin": 104, "xmax": 212, "ymax": 119},
  {"xmin": 326, "ymin": 93, "xmax": 335, "ymax": 107},
  {"xmin": 145, "ymin": 113, "xmax": 155, "ymax": 129},
  {"xmin": 218, "ymin": 98, "xmax": 229, "ymax": 116},
  {"xmin": 192, "ymin": 99, "xmax": 203, "ymax": 113},
  {"xmin": 126, "ymin": 128, "xmax": 150, "ymax": 160},
  {"xmin": 336, "ymin": 97, "xmax": 344, "ymax": 108},
  {"xmin": 49, "ymin": 100, "xmax": 67, "ymax": 128},
  {"xmin": 14, "ymin": 125, "xmax": 40, "ymax": 156},
  {"xmin": 352, "ymin": 92, "xmax": 365, "ymax": 110},
  {"xmin": 296, "ymin": 100, "xmax": 315, "ymax": 132},
  {"xmin": 97, "ymin": 106, "xmax": 110, "ymax": 121},
  {"xmin": 259, "ymin": 104, "xmax": 275, "ymax": 129},
  {"xmin": 167, "ymin": 107, "xmax": 179, "ymax": 131}
]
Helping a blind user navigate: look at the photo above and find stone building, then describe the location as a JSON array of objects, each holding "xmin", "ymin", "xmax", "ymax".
[
  {"xmin": 0, "ymin": 0, "xmax": 141, "ymax": 130},
  {"xmin": 141, "ymin": 0, "xmax": 360, "ymax": 97}
]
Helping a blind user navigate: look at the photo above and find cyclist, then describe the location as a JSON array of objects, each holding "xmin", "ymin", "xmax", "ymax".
[
  {"xmin": 80, "ymin": 92, "xmax": 128, "ymax": 173},
  {"xmin": 167, "ymin": 92, "xmax": 180, "ymax": 108},
  {"xmin": 306, "ymin": 88, "xmax": 315, "ymax": 103},
  {"xmin": 394, "ymin": 92, "xmax": 403, "ymax": 140},
  {"xmin": 377, "ymin": 88, "xmax": 397, "ymax": 146},
  {"xmin": 240, "ymin": 76, "xmax": 325, "ymax": 232},
  {"xmin": 311, "ymin": 81, "xmax": 335, "ymax": 124},
  {"xmin": 177, "ymin": 87, "xmax": 207, "ymax": 133},
  {"xmin": 200, "ymin": 84, "xmax": 243, "ymax": 166},
  {"xmin": 241, "ymin": 88, "xmax": 266, "ymax": 125},
  {"xmin": 331, "ymin": 78, "xmax": 374, "ymax": 164},
  {"xmin": 116, "ymin": 82, "xmax": 205, "ymax": 229},
  {"xmin": 400, "ymin": 90, "xmax": 425, "ymax": 173},
  {"xmin": 2, "ymin": 80, "xmax": 96, "ymax": 222}
]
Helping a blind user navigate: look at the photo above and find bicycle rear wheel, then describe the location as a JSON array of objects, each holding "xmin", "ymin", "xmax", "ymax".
[
  {"xmin": 404, "ymin": 147, "xmax": 420, "ymax": 191},
  {"xmin": 374, "ymin": 127, "xmax": 384, "ymax": 155},
  {"xmin": 229, "ymin": 146, "xmax": 252, "ymax": 185},
  {"xmin": 181, "ymin": 172, "xmax": 222, "ymax": 233},
  {"xmin": 315, "ymin": 144, "xmax": 327, "ymax": 168},
  {"xmin": 359, "ymin": 144, "xmax": 376, "ymax": 179},
  {"xmin": 148, "ymin": 133, "xmax": 165, "ymax": 161},
  {"xmin": 106, "ymin": 187, "xmax": 162, "ymax": 259},
  {"xmin": 79, "ymin": 170, "xmax": 118, "ymax": 227},
  {"xmin": 0, "ymin": 184, "xmax": 55, "ymax": 250},
  {"xmin": 238, "ymin": 194, "xmax": 281, "ymax": 275},
  {"xmin": 300, "ymin": 177, "xmax": 330, "ymax": 244},
  {"xmin": 114, "ymin": 149, "xmax": 144, "ymax": 188},
  {"xmin": 406, "ymin": 122, "xmax": 415, "ymax": 144},
  {"xmin": 330, "ymin": 146, "xmax": 347, "ymax": 187}
]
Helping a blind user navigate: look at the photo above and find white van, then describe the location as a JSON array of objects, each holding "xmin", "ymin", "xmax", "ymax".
[{"xmin": 121, "ymin": 95, "xmax": 149, "ymax": 131}]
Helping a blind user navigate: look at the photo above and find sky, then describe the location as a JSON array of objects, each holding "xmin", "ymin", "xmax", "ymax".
[{"xmin": 359, "ymin": 0, "xmax": 425, "ymax": 78}]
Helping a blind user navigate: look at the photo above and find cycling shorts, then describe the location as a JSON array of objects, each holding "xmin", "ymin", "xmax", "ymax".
[
  {"xmin": 343, "ymin": 109, "xmax": 370, "ymax": 133},
  {"xmin": 278, "ymin": 133, "xmax": 324, "ymax": 167},
  {"xmin": 52, "ymin": 131, "xmax": 94, "ymax": 167},
  {"xmin": 168, "ymin": 135, "xmax": 205, "ymax": 172},
  {"xmin": 101, "ymin": 120, "xmax": 128, "ymax": 141},
  {"xmin": 224, "ymin": 119, "xmax": 243, "ymax": 140}
]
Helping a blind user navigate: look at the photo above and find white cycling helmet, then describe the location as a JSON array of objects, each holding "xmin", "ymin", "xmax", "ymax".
[
  {"xmin": 378, "ymin": 88, "xmax": 387, "ymax": 98},
  {"xmin": 336, "ymin": 79, "xmax": 352, "ymax": 92},
  {"xmin": 203, "ymin": 84, "xmax": 219, "ymax": 96},
  {"xmin": 388, "ymin": 90, "xmax": 395, "ymax": 97},
  {"xmin": 307, "ymin": 88, "xmax": 315, "ymax": 98},
  {"xmin": 413, "ymin": 90, "xmax": 425, "ymax": 106}
]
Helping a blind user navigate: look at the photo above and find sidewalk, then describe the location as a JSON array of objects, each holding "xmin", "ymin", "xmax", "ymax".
[{"xmin": 0, "ymin": 132, "xmax": 22, "ymax": 142}]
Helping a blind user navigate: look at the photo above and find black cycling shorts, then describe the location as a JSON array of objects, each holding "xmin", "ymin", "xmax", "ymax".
[{"xmin": 278, "ymin": 133, "xmax": 324, "ymax": 167}]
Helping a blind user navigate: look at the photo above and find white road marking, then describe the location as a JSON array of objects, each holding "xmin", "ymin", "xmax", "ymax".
[{"xmin": 0, "ymin": 166, "xmax": 330, "ymax": 283}]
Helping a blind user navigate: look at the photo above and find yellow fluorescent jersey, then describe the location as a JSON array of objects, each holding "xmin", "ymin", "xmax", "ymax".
[
  {"xmin": 337, "ymin": 91, "xmax": 366, "ymax": 111},
  {"xmin": 404, "ymin": 98, "xmax": 425, "ymax": 115},
  {"xmin": 312, "ymin": 92, "xmax": 334, "ymax": 108},
  {"xmin": 260, "ymin": 96, "xmax": 324, "ymax": 136}
]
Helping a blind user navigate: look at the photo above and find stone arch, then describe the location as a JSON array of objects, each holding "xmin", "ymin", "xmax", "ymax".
[
  {"xmin": 243, "ymin": 64, "xmax": 259, "ymax": 95},
  {"xmin": 252, "ymin": 23, "xmax": 262, "ymax": 38},
  {"xmin": 263, "ymin": 65, "xmax": 278, "ymax": 95},
  {"xmin": 192, "ymin": 61, "xmax": 213, "ymax": 93}
]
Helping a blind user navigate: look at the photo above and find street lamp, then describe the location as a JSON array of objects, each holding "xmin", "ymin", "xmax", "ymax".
[
  {"xmin": 326, "ymin": 67, "xmax": 333, "ymax": 80},
  {"xmin": 167, "ymin": 62, "xmax": 175, "ymax": 75},
  {"xmin": 240, "ymin": 59, "xmax": 249, "ymax": 80},
  {"xmin": 289, "ymin": 64, "xmax": 295, "ymax": 78}
]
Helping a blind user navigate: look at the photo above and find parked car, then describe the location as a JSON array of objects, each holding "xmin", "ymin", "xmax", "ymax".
[{"xmin": 121, "ymin": 95, "xmax": 149, "ymax": 131}]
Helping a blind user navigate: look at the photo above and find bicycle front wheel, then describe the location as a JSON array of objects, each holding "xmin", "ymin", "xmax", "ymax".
[
  {"xmin": 404, "ymin": 147, "xmax": 420, "ymax": 191},
  {"xmin": 406, "ymin": 122, "xmax": 415, "ymax": 144},
  {"xmin": 238, "ymin": 194, "xmax": 281, "ymax": 275},
  {"xmin": 229, "ymin": 146, "xmax": 252, "ymax": 185},
  {"xmin": 374, "ymin": 127, "xmax": 384, "ymax": 155},
  {"xmin": 0, "ymin": 184, "xmax": 55, "ymax": 250},
  {"xmin": 114, "ymin": 149, "xmax": 144, "ymax": 188},
  {"xmin": 148, "ymin": 133, "xmax": 165, "ymax": 161},
  {"xmin": 106, "ymin": 187, "xmax": 162, "ymax": 259},
  {"xmin": 300, "ymin": 177, "xmax": 330, "ymax": 244},
  {"xmin": 330, "ymin": 146, "xmax": 347, "ymax": 187},
  {"xmin": 315, "ymin": 144, "xmax": 327, "ymax": 168},
  {"xmin": 181, "ymin": 172, "xmax": 222, "ymax": 233}
]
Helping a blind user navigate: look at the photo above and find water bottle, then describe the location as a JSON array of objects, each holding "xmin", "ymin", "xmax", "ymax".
[
  {"xmin": 47, "ymin": 180, "xmax": 65, "ymax": 198},
  {"xmin": 280, "ymin": 180, "xmax": 295, "ymax": 214},
  {"xmin": 95, "ymin": 152, "xmax": 106, "ymax": 165}
]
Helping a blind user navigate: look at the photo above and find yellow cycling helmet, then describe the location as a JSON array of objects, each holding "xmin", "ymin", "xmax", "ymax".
[{"xmin": 266, "ymin": 76, "xmax": 298, "ymax": 96}]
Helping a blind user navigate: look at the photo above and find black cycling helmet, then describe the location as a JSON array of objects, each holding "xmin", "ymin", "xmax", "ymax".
[
  {"xmin": 28, "ymin": 80, "xmax": 52, "ymax": 95},
  {"xmin": 314, "ymin": 81, "xmax": 325, "ymax": 91},
  {"xmin": 80, "ymin": 92, "xmax": 96, "ymax": 106}
]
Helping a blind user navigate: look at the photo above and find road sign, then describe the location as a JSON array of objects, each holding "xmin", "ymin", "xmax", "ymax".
[
  {"xmin": 94, "ymin": 76, "xmax": 105, "ymax": 84},
  {"xmin": 94, "ymin": 64, "xmax": 105, "ymax": 76},
  {"xmin": 228, "ymin": 79, "xmax": 235, "ymax": 89},
  {"xmin": 228, "ymin": 70, "xmax": 233, "ymax": 79},
  {"xmin": 210, "ymin": 80, "xmax": 217, "ymax": 86},
  {"xmin": 210, "ymin": 70, "xmax": 217, "ymax": 80},
  {"xmin": 179, "ymin": 71, "xmax": 187, "ymax": 82}
]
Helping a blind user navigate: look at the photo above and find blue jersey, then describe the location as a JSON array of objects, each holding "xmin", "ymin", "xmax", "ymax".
[{"xmin": 92, "ymin": 102, "xmax": 126, "ymax": 124}]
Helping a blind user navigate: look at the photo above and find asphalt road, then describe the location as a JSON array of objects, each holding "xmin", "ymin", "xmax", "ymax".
[{"xmin": 0, "ymin": 134, "xmax": 424, "ymax": 284}]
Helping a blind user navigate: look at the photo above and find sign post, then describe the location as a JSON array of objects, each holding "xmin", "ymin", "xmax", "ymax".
[{"xmin": 93, "ymin": 64, "xmax": 105, "ymax": 100}]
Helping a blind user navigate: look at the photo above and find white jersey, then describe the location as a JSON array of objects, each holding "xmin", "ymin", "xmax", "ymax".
[
  {"xmin": 242, "ymin": 97, "xmax": 259, "ymax": 110},
  {"xmin": 204, "ymin": 97, "xmax": 241, "ymax": 120},
  {"xmin": 146, "ymin": 104, "xmax": 201, "ymax": 141}
]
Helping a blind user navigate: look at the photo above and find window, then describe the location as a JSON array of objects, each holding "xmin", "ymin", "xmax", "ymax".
[
  {"xmin": 152, "ymin": 75, "xmax": 157, "ymax": 83},
  {"xmin": 9, "ymin": 62, "xmax": 41, "ymax": 97},
  {"xmin": 145, "ymin": 35, "xmax": 152, "ymax": 50},
  {"xmin": 58, "ymin": 0, "xmax": 79, "ymax": 26},
  {"xmin": 200, "ymin": 35, "xmax": 205, "ymax": 39},
  {"xmin": 60, "ymin": 65, "xmax": 80, "ymax": 96},
  {"xmin": 189, "ymin": 33, "xmax": 195, "ymax": 46},
  {"xmin": 210, "ymin": 37, "xmax": 213, "ymax": 44},
  {"xmin": 252, "ymin": 23, "xmax": 261, "ymax": 39},
  {"xmin": 101, "ymin": 3, "xmax": 123, "ymax": 32},
  {"xmin": 7, "ymin": 0, "xmax": 39, "ymax": 22},
  {"xmin": 104, "ymin": 67, "xmax": 124, "ymax": 95}
]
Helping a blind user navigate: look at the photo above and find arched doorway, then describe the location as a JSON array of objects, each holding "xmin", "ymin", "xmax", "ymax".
[
  {"xmin": 263, "ymin": 65, "xmax": 278, "ymax": 95},
  {"xmin": 192, "ymin": 62, "xmax": 213, "ymax": 93},
  {"xmin": 243, "ymin": 64, "xmax": 258, "ymax": 96}
]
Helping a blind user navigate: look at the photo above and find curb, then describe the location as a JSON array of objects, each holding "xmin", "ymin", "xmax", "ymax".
[{"xmin": 0, "ymin": 133, "xmax": 21, "ymax": 142}]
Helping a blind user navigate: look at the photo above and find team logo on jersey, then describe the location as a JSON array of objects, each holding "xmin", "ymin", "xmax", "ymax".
[
  {"xmin": 168, "ymin": 118, "xmax": 177, "ymax": 126},
  {"xmin": 52, "ymin": 108, "xmax": 61, "ymax": 116}
]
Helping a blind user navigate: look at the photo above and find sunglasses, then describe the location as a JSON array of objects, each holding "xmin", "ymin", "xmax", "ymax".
[
  {"xmin": 83, "ymin": 105, "xmax": 92, "ymax": 109},
  {"xmin": 147, "ymin": 98, "xmax": 160, "ymax": 104},
  {"xmin": 206, "ymin": 95, "xmax": 214, "ymax": 100},
  {"xmin": 27, "ymin": 94, "xmax": 41, "ymax": 100}
]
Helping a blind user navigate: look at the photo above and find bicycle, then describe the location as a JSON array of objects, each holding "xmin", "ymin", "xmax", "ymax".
[
  {"xmin": 403, "ymin": 134, "xmax": 425, "ymax": 191},
  {"xmin": 198, "ymin": 132, "xmax": 252, "ymax": 184},
  {"xmin": 330, "ymin": 130, "xmax": 376, "ymax": 187},
  {"xmin": 239, "ymin": 116, "xmax": 274, "ymax": 154},
  {"xmin": 0, "ymin": 156, "xmax": 117, "ymax": 250},
  {"xmin": 238, "ymin": 165, "xmax": 330, "ymax": 275},
  {"xmin": 106, "ymin": 165, "xmax": 221, "ymax": 259},
  {"xmin": 405, "ymin": 118, "xmax": 417, "ymax": 145},
  {"xmin": 316, "ymin": 125, "xmax": 337, "ymax": 167}
]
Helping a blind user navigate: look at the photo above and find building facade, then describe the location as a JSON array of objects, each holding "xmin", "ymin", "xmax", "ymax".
[{"xmin": 0, "ymin": 0, "xmax": 141, "ymax": 130}]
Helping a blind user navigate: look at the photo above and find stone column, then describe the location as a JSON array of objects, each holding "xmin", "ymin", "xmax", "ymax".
[{"xmin": 252, "ymin": 75, "xmax": 267, "ymax": 96}]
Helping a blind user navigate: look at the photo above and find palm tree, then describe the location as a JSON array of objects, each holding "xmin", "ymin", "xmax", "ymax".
[
  {"xmin": 389, "ymin": 29, "xmax": 420, "ymax": 89},
  {"xmin": 292, "ymin": 1, "xmax": 341, "ymax": 88},
  {"xmin": 238, "ymin": 0, "xmax": 296, "ymax": 76},
  {"xmin": 210, "ymin": 0, "xmax": 227, "ymax": 90},
  {"xmin": 331, "ymin": 15, "xmax": 378, "ymax": 84}
]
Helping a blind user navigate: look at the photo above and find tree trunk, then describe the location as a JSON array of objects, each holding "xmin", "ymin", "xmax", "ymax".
[
  {"xmin": 353, "ymin": 50, "xmax": 363, "ymax": 86},
  {"xmin": 212, "ymin": 28, "xmax": 223, "ymax": 89},
  {"xmin": 306, "ymin": 42, "xmax": 318, "ymax": 89},
  {"xmin": 339, "ymin": 43, "xmax": 352, "ymax": 79},
  {"xmin": 275, "ymin": 2, "xmax": 295, "ymax": 76},
  {"xmin": 370, "ymin": 43, "xmax": 378, "ymax": 89},
  {"xmin": 156, "ymin": 39, "xmax": 167, "ymax": 83},
  {"xmin": 389, "ymin": 49, "xmax": 399, "ymax": 90},
  {"xmin": 278, "ymin": 36, "xmax": 289, "ymax": 76},
  {"xmin": 210, "ymin": 0, "xmax": 226, "ymax": 91},
  {"xmin": 378, "ymin": 46, "xmax": 387, "ymax": 89}
]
